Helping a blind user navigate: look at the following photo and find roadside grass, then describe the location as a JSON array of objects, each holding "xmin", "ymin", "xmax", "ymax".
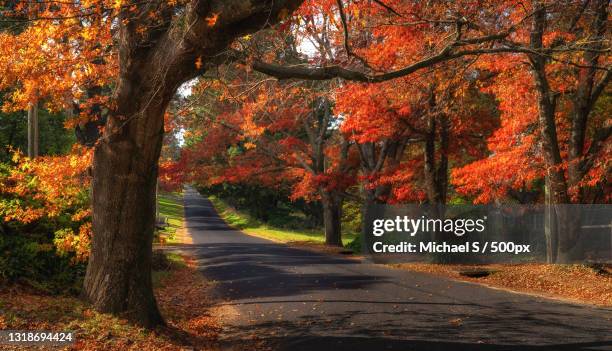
[
  {"xmin": 0, "ymin": 252, "xmax": 220, "ymax": 350},
  {"xmin": 208, "ymin": 195, "xmax": 358, "ymax": 247},
  {"xmin": 156, "ymin": 192, "xmax": 185, "ymax": 245}
]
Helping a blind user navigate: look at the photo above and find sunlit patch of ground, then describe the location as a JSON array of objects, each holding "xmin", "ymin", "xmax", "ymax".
[
  {"xmin": 156, "ymin": 192, "xmax": 191, "ymax": 245},
  {"xmin": 208, "ymin": 195, "xmax": 357, "ymax": 246}
]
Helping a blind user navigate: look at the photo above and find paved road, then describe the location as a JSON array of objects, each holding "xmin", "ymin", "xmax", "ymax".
[{"xmin": 180, "ymin": 187, "xmax": 612, "ymax": 351}]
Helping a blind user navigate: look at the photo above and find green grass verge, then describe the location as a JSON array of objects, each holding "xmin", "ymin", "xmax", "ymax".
[
  {"xmin": 208, "ymin": 195, "xmax": 357, "ymax": 246},
  {"xmin": 156, "ymin": 192, "xmax": 184, "ymax": 244}
]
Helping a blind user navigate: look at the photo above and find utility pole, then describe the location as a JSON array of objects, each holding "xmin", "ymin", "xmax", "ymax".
[{"xmin": 27, "ymin": 101, "xmax": 39, "ymax": 158}]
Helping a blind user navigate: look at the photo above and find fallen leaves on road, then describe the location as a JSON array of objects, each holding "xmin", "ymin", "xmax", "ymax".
[{"xmin": 393, "ymin": 263, "xmax": 612, "ymax": 306}]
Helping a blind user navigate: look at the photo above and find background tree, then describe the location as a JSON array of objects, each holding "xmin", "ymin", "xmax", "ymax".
[{"xmin": 181, "ymin": 70, "xmax": 359, "ymax": 245}]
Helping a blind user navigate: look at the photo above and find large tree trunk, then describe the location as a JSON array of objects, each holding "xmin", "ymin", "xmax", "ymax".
[
  {"xmin": 79, "ymin": 0, "xmax": 306, "ymax": 328},
  {"xmin": 84, "ymin": 76, "xmax": 172, "ymax": 327}
]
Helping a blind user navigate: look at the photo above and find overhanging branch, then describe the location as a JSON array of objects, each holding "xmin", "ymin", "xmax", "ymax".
[
  {"xmin": 252, "ymin": 43, "xmax": 610, "ymax": 83},
  {"xmin": 251, "ymin": 37, "xmax": 512, "ymax": 82}
]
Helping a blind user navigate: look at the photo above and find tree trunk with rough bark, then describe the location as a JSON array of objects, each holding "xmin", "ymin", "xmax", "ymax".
[
  {"xmin": 84, "ymin": 80, "xmax": 172, "ymax": 327},
  {"xmin": 82, "ymin": 0, "xmax": 305, "ymax": 327}
]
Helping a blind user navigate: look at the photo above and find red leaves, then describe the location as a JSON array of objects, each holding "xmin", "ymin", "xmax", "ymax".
[{"xmin": 159, "ymin": 158, "xmax": 187, "ymax": 192}]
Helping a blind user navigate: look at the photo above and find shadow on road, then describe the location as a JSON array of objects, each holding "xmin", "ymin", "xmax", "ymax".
[
  {"xmin": 177, "ymin": 189, "xmax": 612, "ymax": 351},
  {"xmin": 179, "ymin": 243, "xmax": 381, "ymax": 300},
  {"xmin": 265, "ymin": 337, "xmax": 612, "ymax": 351}
]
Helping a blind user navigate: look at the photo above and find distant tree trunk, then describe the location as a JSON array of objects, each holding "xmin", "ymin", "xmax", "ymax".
[
  {"xmin": 321, "ymin": 192, "xmax": 343, "ymax": 246},
  {"xmin": 358, "ymin": 142, "xmax": 386, "ymax": 239},
  {"xmin": 357, "ymin": 139, "xmax": 406, "ymax": 241},
  {"xmin": 527, "ymin": 1, "xmax": 609, "ymax": 262},
  {"xmin": 423, "ymin": 114, "xmax": 449, "ymax": 205},
  {"xmin": 544, "ymin": 174, "xmax": 558, "ymax": 263}
]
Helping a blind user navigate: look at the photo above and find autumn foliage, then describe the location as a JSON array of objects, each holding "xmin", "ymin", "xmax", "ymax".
[
  {"xmin": 171, "ymin": 0, "xmax": 610, "ymax": 251},
  {"xmin": 0, "ymin": 147, "xmax": 91, "ymax": 289}
]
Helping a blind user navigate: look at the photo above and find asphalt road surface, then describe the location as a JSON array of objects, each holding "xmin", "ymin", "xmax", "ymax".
[{"xmin": 180, "ymin": 187, "xmax": 612, "ymax": 351}]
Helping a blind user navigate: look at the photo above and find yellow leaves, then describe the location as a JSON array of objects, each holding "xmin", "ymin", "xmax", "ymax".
[
  {"xmin": 69, "ymin": 154, "xmax": 80, "ymax": 168},
  {"xmin": 205, "ymin": 13, "xmax": 219, "ymax": 27},
  {"xmin": 71, "ymin": 209, "xmax": 91, "ymax": 222},
  {"xmin": 81, "ymin": 27, "xmax": 95, "ymax": 41},
  {"xmin": 244, "ymin": 142, "xmax": 257, "ymax": 150},
  {"xmin": 11, "ymin": 151, "xmax": 21, "ymax": 163}
]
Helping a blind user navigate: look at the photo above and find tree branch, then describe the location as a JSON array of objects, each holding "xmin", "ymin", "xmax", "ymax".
[
  {"xmin": 581, "ymin": 125, "xmax": 612, "ymax": 174},
  {"xmin": 371, "ymin": 0, "xmax": 402, "ymax": 17},
  {"xmin": 252, "ymin": 30, "xmax": 515, "ymax": 82}
]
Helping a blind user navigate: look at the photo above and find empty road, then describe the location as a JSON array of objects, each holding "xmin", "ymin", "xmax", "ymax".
[{"xmin": 179, "ymin": 187, "xmax": 612, "ymax": 351}]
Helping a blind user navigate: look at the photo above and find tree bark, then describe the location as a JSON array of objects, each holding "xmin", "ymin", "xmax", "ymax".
[
  {"xmin": 358, "ymin": 142, "xmax": 388, "ymax": 239},
  {"xmin": 567, "ymin": 0, "xmax": 609, "ymax": 202},
  {"xmin": 322, "ymin": 192, "xmax": 343, "ymax": 246},
  {"xmin": 529, "ymin": 2, "xmax": 570, "ymax": 205},
  {"xmin": 84, "ymin": 88, "xmax": 170, "ymax": 328},
  {"xmin": 526, "ymin": 1, "xmax": 610, "ymax": 261},
  {"xmin": 544, "ymin": 174, "xmax": 558, "ymax": 263},
  {"xmin": 422, "ymin": 89, "xmax": 449, "ymax": 205},
  {"xmin": 528, "ymin": 2, "xmax": 573, "ymax": 263},
  {"xmin": 81, "ymin": 0, "xmax": 306, "ymax": 327}
]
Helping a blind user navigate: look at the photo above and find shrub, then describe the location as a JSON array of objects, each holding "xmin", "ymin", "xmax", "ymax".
[{"xmin": 0, "ymin": 148, "xmax": 91, "ymax": 293}]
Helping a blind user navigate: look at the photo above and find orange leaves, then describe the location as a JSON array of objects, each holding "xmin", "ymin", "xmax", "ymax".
[
  {"xmin": 0, "ymin": 147, "xmax": 92, "ymax": 259},
  {"xmin": 54, "ymin": 222, "xmax": 92, "ymax": 263},
  {"xmin": 159, "ymin": 158, "xmax": 187, "ymax": 192},
  {"xmin": 336, "ymin": 82, "xmax": 405, "ymax": 143},
  {"xmin": 205, "ymin": 13, "xmax": 219, "ymax": 27},
  {"xmin": 0, "ymin": 1, "xmax": 116, "ymax": 112}
]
